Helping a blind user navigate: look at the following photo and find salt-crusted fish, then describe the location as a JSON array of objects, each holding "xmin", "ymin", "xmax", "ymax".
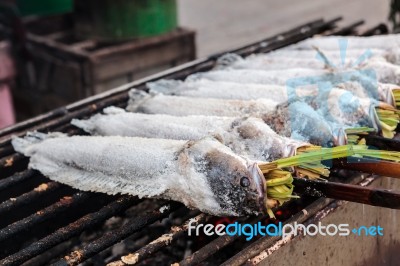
[
  {"xmin": 335, "ymin": 81, "xmax": 398, "ymax": 107},
  {"xmin": 264, "ymin": 48, "xmax": 392, "ymax": 60},
  {"xmin": 262, "ymin": 101, "xmax": 349, "ymax": 147},
  {"xmin": 147, "ymin": 78, "xmax": 398, "ymax": 108},
  {"xmin": 302, "ymin": 88, "xmax": 395, "ymax": 133},
  {"xmin": 126, "ymin": 89, "xmax": 348, "ymax": 146},
  {"xmin": 147, "ymin": 79, "xmax": 287, "ymax": 102},
  {"xmin": 246, "ymin": 48, "xmax": 400, "ymax": 66},
  {"xmin": 72, "ymin": 107, "xmax": 309, "ymax": 162},
  {"xmin": 12, "ymin": 132, "xmax": 266, "ymax": 216},
  {"xmin": 186, "ymin": 68, "xmax": 327, "ymax": 85},
  {"xmin": 283, "ymin": 34, "xmax": 400, "ymax": 51},
  {"xmin": 126, "ymin": 89, "xmax": 277, "ymax": 117},
  {"xmin": 134, "ymin": 79, "xmax": 400, "ymax": 139},
  {"xmin": 216, "ymin": 55, "xmax": 400, "ymax": 85},
  {"xmin": 186, "ymin": 69, "xmax": 385, "ymax": 97}
]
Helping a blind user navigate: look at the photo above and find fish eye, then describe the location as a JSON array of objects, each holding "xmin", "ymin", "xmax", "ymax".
[{"xmin": 240, "ymin": 176, "xmax": 250, "ymax": 187}]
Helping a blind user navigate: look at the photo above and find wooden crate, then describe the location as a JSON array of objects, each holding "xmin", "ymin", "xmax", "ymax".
[{"xmin": 6, "ymin": 15, "xmax": 196, "ymax": 117}]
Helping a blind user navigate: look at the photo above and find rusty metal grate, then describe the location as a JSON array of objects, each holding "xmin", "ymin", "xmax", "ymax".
[{"xmin": 0, "ymin": 18, "xmax": 391, "ymax": 266}]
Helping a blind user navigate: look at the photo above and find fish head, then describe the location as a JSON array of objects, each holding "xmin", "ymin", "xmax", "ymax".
[{"xmin": 202, "ymin": 148, "xmax": 266, "ymax": 216}]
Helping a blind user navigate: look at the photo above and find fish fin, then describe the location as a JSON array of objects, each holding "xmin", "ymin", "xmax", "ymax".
[
  {"xmin": 102, "ymin": 106, "xmax": 126, "ymax": 115},
  {"xmin": 71, "ymin": 106, "xmax": 127, "ymax": 133},
  {"xmin": 12, "ymin": 131, "xmax": 66, "ymax": 155},
  {"xmin": 126, "ymin": 89, "xmax": 153, "ymax": 112},
  {"xmin": 42, "ymin": 165, "xmax": 166, "ymax": 197},
  {"xmin": 186, "ymin": 73, "xmax": 204, "ymax": 82},
  {"xmin": 215, "ymin": 53, "xmax": 243, "ymax": 69},
  {"xmin": 70, "ymin": 118, "xmax": 95, "ymax": 134},
  {"xmin": 146, "ymin": 79, "xmax": 183, "ymax": 95}
]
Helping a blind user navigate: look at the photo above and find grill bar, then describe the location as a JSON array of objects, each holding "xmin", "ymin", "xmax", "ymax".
[
  {"xmin": 0, "ymin": 170, "xmax": 35, "ymax": 191},
  {"xmin": 108, "ymin": 213, "xmax": 208, "ymax": 266},
  {"xmin": 0, "ymin": 196, "xmax": 138, "ymax": 266},
  {"xmin": 0, "ymin": 154, "xmax": 27, "ymax": 178},
  {"xmin": 177, "ymin": 217, "xmax": 260, "ymax": 266},
  {"xmin": 361, "ymin": 23, "xmax": 389, "ymax": 36},
  {"xmin": 0, "ymin": 182, "xmax": 61, "ymax": 216},
  {"xmin": 328, "ymin": 20, "xmax": 364, "ymax": 35},
  {"xmin": 0, "ymin": 108, "xmax": 69, "ymax": 142},
  {"xmin": 52, "ymin": 203, "xmax": 182, "ymax": 266},
  {"xmin": 180, "ymin": 234, "xmax": 239, "ymax": 266},
  {"xmin": 0, "ymin": 146, "xmax": 14, "ymax": 159},
  {"xmin": 0, "ymin": 192, "xmax": 91, "ymax": 243}
]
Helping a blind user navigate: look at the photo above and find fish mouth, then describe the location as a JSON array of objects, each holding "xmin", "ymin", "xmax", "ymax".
[
  {"xmin": 369, "ymin": 105, "xmax": 381, "ymax": 132},
  {"xmin": 331, "ymin": 127, "xmax": 347, "ymax": 146},
  {"xmin": 247, "ymin": 162, "xmax": 267, "ymax": 214}
]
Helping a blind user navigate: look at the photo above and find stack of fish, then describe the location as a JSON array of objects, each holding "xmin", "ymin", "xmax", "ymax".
[{"xmin": 12, "ymin": 34, "xmax": 400, "ymax": 217}]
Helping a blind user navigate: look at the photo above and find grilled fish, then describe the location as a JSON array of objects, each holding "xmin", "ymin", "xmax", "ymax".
[
  {"xmin": 126, "ymin": 89, "xmax": 277, "ymax": 116},
  {"xmin": 220, "ymin": 54, "xmax": 400, "ymax": 85},
  {"xmin": 147, "ymin": 78, "xmax": 398, "ymax": 109},
  {"xmin": 127, "ymin": 90, "xmax": 347, "ymax": 146},
  {"xmin": 12, "ymin": 132, "xmax": 266, "ymax": 216},
  {"xmin": 72, "ymin": 107, "xmax": 309, "ymax": 161},
  {"xmin": 284, "ymin": 34, "xmax": 400, "ymax": 51},
  {"xmin": 186, "ymin": 68, "xmax": 327, "ymax": 85}
]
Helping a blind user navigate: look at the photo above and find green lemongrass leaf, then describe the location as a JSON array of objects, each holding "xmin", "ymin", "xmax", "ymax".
[
  {"xmin": 379, "ymin": 121, "xmax": 397, "ymax": 131},
  {"xmin": 268, "ymin": 192, "xmax": 293, "ymax": 199},
  {"xmin": 274, "ymin": 145, "xmax": 357, "ymax": 168},
  {"xmin": 268, "ymin": 184, "xmax": 294, "ymax": 195},
  {"xmin": 265, "ymin": 169, "xmax": 291, "ymax": 179},
  {"xmin": 270, "ymin": 145, "xmax": 400, "ymax": 174},
  {"xmin": 266, "ymin": 175, "xmax": 293, "ymax": 187},
  {"xmin": 266, "ymin": 208, "xmax": 275, "ymax": 219},
  {"xmin": 345, "ymin": 127, "xmax": 375, "ymax": 135},
  {"xmin": 382, "ymin": 129, "xmax": 395, "ymax": 139},
  {"xmin": 268, "ymin": 191, "xmax": 292, "ymax": 198},
  {"xmin": 268, "ymin": 185, "xmax": 291, "ymax": 194},
  {"xmin": 347, "ymin": 136, "xmax": 361, "ymax": 145},
  {"xmin": 299, "ymin": 164, "xmax": 330, "ymax": 177},
  {"xmin": 380, "ymin": 118, "xmax": 399, "ymax": 126},
  {"xmin": 376, "ymin": 109, "xmax": 397, "ymax": 115}
]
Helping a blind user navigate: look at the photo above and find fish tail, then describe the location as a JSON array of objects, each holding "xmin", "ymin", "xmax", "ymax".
[
  {"xmin": 12, "ymin": 131, "xmax": 66, "ymax": 155},
  {"xmin": 71, "ymin": 118, "xmax": 96, "ymax": 133},
  {"xmin": 215, "ymin": 53, "xmax": 243, "ymax": 69},
  {"xmin": 127, "ymin": 89, "xmax": 152, "ymax": 112},
  {"xmin": 71, "ymin": 106, "xmax": 126, "ymax": 133},
  {"xmin": 146, "ymin": 79, "xmax": 183, "ymax": 94},
  {"xmin": 102, "ymin": 106, "xmax": 126, "ymax": 114}
]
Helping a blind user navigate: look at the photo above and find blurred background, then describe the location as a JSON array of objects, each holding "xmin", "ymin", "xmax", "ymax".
[
  {"xmin": 0, "ymin": 0, "xmax": 395, "ymax": 129},
  {"xmin": 179, "ymin": 0, "xmax": 388, "ymax": 57}
]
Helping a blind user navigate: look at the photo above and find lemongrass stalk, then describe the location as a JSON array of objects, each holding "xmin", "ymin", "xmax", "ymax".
[
  {"xmin": 297, "ymin": 164, "xmax": 330, "ymax": 178},
  {"xmin": 375, "ymin": 106, "xmax": 400, "ymax": 139},
  {"xmin": 260, "ymin": 145, "xmax": 400, "ymax": 175},
  {"xmin": 345, "ymin": 127, "xmax": 375, "ymax": 135},
  {"xmin": 263, "ymin": 169, "xmax": 296, "ymax": 219}
]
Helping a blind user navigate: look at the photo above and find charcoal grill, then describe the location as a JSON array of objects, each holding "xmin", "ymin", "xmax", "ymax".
[{"xmin": 0, "ymin": 17, "xmax": 398, "ymax": 266}]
